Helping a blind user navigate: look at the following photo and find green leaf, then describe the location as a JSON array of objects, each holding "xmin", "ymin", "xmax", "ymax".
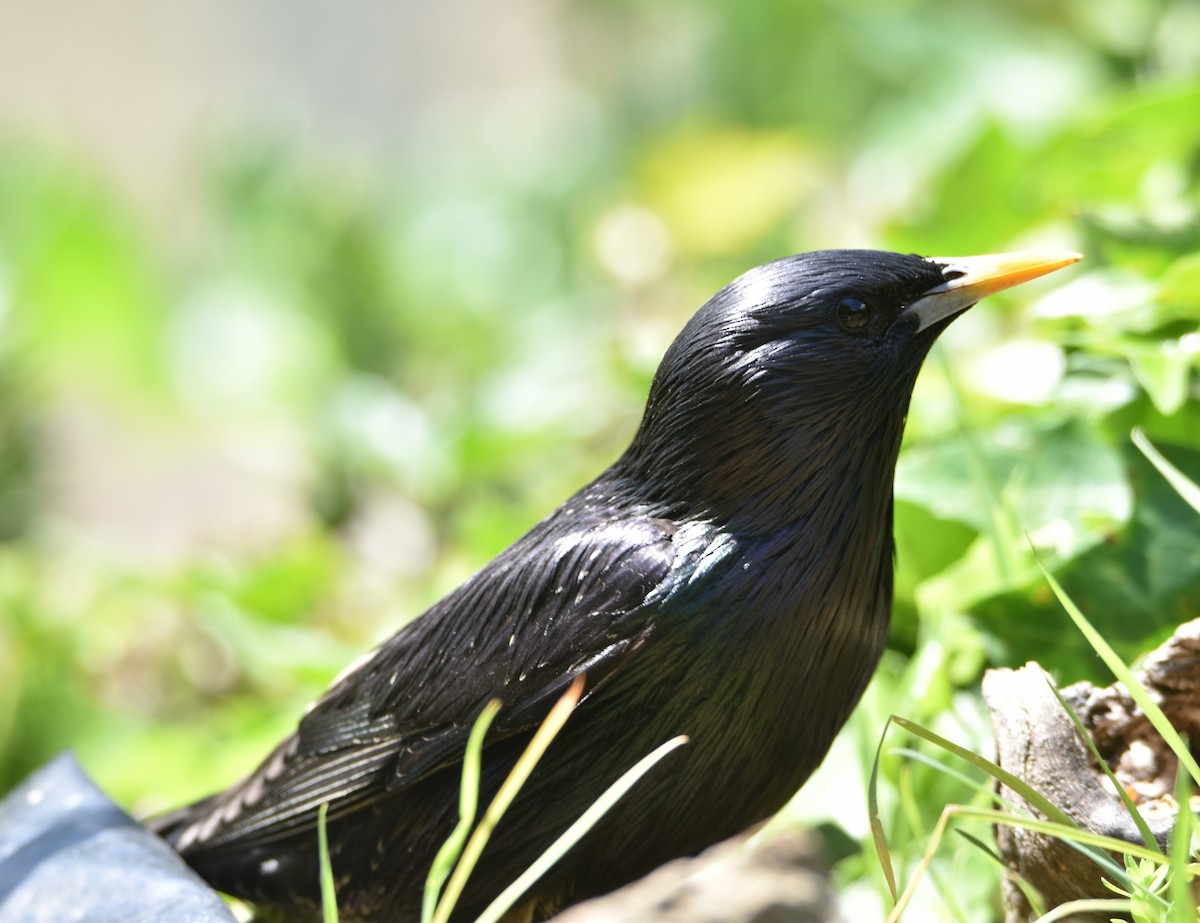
[
  {"xmin": 887, "ymin": 123, "xmax": 1033, "ymax": 254},
  {"xmin": 0, "ymin": 159, "xmax": 169, "ymax": 395},
  {"xmin": 1156, "ymin": 252, "xmax": 1200, "ymax": 316},
  {"xmin": 898, "ymin": 418, "xmax": 1132, "ymax": 616},
  {"xmin": 1039, "ymin": 82, "xmax": 1200, "ymax": 203},
  {"xmin": 638, "ymin": 126, "xmax": 823, "ymax": 257},
  {"xmin": 1123, "ymin": 338, "xmax": 1193, "ymax": 416},
  {"xmin": 897, "ymin": 419, "xmax": 1132, "ymax": 548},
  {"xmin": 971, "ymin": 443, "xmax": 1200, "ymax": 679}
]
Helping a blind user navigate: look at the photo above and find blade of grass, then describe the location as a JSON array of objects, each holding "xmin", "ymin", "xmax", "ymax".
[
  {"xmin": 889, "ymin": 747, "xmax": 995, "ymax": 795},
  {"xmin": 431, "ymin": 675, "xmax": 585, "ymax": 923},
  {"xmin": 868, "ymin": 715, "xmax": 900, "ymax": 901},
  {"xmin": 898, "ymin": 759, "xmax": 926, "ymax": 844},
  {"xmin": 966, "ymin": 810, "xmax": 1163, "ymax": 865},
  {"xmin": 1168, "ymin": 765, "xmax": 1195, "ymax": 923},
  {"xmin": 1043, "ymin": 677, "xmax": 1161, "ymax": 853},
  {"xmin": 955, "ymin": 830, "xmax": 1047, "ymax": 920},
  {"xmin": 1034, "ymin": 558, "xmax": 1200, "ymax": 790},
  {"xmin": 887, "ymin": 802, "xmax": 988, "ymax": 923},
  {"xmin": 1032, "ymin": 898, "xmax": 1133, "ymax": 922},
  {"xmin": 421, "ymin": 698, "xmax": 502, "ymax": 923},
  {"xmin": 891, "ymin": 715, "xmax": 1138, "ymax": 890},
  {"xmin": 896, "ymin": 761, "xmax": 970, "ymax": 923},
  {"xmin": 318, "ymin": 802, "xmax": 339, "ymax": 923},
  {"xmin": 890, "ymin": 746, "xmax": 1040, "ymax": 819},
  {"xmin": 474, "ymin": 734, "xmax": 689, "ymax": 923},
  {"xmin": 886, "ymin": 803, "xmax": 1164, "ymax": 922},
  {"xmin": 891, "ymin": 716, "xmax": 1076, "ymax": 829},
  {"xmin": 876, "ymin": 712, "xmax": 1100, "ymax": 912},
  {"xmin": 954, "ymin": 829, "xmax": 1004, "ymax": 866},
  {"xmin": 1133, "ymin": 428, "xmax": 1200, "ymax": 515}
]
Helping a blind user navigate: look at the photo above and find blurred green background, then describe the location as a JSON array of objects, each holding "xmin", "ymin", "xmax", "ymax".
[{"xmin": 1, "ymin": 0, "xmax": 1198, "ymax": 918}]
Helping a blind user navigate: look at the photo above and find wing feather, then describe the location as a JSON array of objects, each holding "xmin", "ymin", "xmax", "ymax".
[{"xmin": 166, "ymin": 508, "xmax": 678, "ymax": 853}]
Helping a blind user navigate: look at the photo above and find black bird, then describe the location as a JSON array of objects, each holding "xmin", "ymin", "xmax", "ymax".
[{"xmin": 151, "ymin": 249, "xmax": 1079, "ymax": 922}]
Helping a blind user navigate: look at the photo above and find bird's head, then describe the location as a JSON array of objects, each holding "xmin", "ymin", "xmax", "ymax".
[{"xmin": 621, "ymin": 249, "xmax": 1080, "ymax": 530}]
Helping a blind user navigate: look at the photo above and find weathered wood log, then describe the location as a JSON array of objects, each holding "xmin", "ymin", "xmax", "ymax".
[{"xmin": 983, "ymin": 619, "xmax": 1200, "ymax": 922}]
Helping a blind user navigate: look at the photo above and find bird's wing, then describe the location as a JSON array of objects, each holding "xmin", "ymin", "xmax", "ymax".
[{"xmin": 168, "ymin": 512, "xmax": 680, "ymax": 852}]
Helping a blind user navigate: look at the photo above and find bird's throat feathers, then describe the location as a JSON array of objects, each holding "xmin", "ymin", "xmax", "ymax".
[{"xmin": 618, "ymin": 348, "xmax": 924, "ymax": 534}]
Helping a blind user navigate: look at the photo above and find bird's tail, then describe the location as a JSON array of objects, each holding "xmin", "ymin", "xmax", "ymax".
[
  {"xmin": 143, "ymin": 793, "xmax": 221, "ymax": 848},
  {"xmin": 145, "ymin": 789, "xmax": 320, "ymax": 911}
]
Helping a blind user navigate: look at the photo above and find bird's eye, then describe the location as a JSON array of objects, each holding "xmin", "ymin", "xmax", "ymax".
[{"xmin": 835, "ymin": 297, "xmax": 874, "ymax": 332}]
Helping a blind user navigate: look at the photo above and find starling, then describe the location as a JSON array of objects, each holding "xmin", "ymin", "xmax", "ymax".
[{"xmin": 152, "ymin": 248, "xmax": 1080, "ymax": 921}]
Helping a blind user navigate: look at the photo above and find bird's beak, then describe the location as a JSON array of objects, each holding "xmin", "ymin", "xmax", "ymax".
[{"xmin": 904, "ymin": 251, "xmax": 1082, "ymax": 332}]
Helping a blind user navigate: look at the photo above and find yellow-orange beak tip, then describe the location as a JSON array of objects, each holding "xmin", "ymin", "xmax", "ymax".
[{"xmin": 905, "ymin": 250, "xmax": 1082, "ymax": 332}]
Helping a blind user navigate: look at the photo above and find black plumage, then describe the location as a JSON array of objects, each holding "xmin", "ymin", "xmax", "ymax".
[{"xmin": 151, "ymin": 248, "xmax": 1078, "ymax": 922}]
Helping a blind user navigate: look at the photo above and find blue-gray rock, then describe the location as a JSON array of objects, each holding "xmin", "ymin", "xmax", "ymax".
[{"xmin": 0, "ymin": 753, "xmax": 234, "ymax": 923}]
